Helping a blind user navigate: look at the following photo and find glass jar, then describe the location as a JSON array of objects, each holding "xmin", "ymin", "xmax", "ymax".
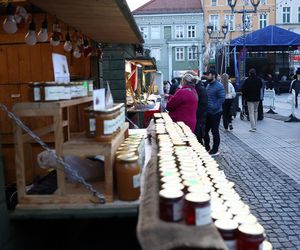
[
  {"xmin": 229, "ymin": 206, "xmax": 251, "ymax": 217},
  {"xmin": 115, "ymin": 154, "xmax": 141, "ymax": 201},
  {"xmin": 234, "ymin": 214, "xmax": 258, "ymax": 226},
  {"xmin": 261, "ymin": 241, "xmax": 272, "ymax": 250},
  {"xmin": 215, "ymin": 219, "xmax": 239, "ymax": 250},
  {"xmin": 162, "ymin": 182, "xmax": 185, "ymax": 192},
  {"xmin": 237, "ymin": 223, "xmax": 265, "ymax": 250},
  {"xmin": 84, "ymin": 107, "xmax": 96, "ymax": 138},
  {"xmin": 159, "ymin": 189, "xmax": 184, "ymax": 222},
  {"xmin": 211, "ymin": 211, "xmax": 233, "ymax": 221},
  {"xmin": 184, "ymin": 192, "xmax": 212, "ymax": 226}
]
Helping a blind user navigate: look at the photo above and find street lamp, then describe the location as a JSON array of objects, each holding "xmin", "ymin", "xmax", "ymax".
[
  {"xmin": 227, "ymin": 0, "xmax": 260, "ymax": 80},
  {"xmin": 206, "ymin": 24, "xmax": 228, "ymax": 73},
  {"xmin": 192, "ymin": 44, "xmax": 205, "ymax": 76}
]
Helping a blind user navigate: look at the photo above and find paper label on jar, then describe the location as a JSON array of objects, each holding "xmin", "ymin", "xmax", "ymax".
[
  {"xmin": 133, "ymin": 173, "xmax": 141, "ymax": 188},
  {"xmin": 33, "ymin": 87, "xmax": 41, "ymax": 101},
  {"xmin": 104, "ymin": 119, "xmax": 114, "ymax": 135},
  {"xmin": 225, "ymin": 240, "xmax": 236, "ymax": 250},
  {"xmin": 173, "ymin": 199, "xmax": 183, "ymax": 221},
  {"xmin": 45, "ymin": 86, "xmax": 59, "ymax": 101},
  {"xmin": 89, "ymin": 118, "xmax": 96, "ymax": 132},
  {"xmin": 195, "ymin": 206, "xmax": 212, "ymax": 226},
  {"xmin": 259, "ymin": 243, "xmax": 264, "ymax": 250}
]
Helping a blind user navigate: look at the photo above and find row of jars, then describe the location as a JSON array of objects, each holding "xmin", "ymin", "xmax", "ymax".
[
  {"xmin": 114, "ymin": 133, "xmax": 145, "ymax": 201},
  {"xmin": 155, "ymin": 116, "xmax": 272, "ymax": 250}
]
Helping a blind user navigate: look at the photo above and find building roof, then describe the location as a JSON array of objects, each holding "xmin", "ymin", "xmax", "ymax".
[{"xmin": 133, "ymin": 0, "xmax": 203, "ymax": 15}]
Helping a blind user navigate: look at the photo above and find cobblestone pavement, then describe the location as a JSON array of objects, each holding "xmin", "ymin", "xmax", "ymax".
[{"xmin": 215, "ymin": 130, "xmax": 300, "ymax": 250}]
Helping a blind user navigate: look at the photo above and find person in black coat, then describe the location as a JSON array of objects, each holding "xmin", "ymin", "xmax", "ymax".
[
  {"xmin": 194, "ymin": 78, "xmax": 208, "ymax": 144},
  {"xmin": 290, "ymin": 69, "xmax": 300, "ymax": 108},
  {"xmin": 241, "ymin": 68, "xmax": 263, "ymax": 132},
  {"xmin": 169, "ymin": 78, "xmax": 180, "ymax": 95}
]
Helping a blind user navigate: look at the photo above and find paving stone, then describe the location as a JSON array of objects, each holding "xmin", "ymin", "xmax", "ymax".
[{"xmin": 215, "ymin": 130, "xmax": 300, "ymax": 250}]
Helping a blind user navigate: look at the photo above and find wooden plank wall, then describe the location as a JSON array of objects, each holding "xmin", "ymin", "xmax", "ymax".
[{"xmin": 0, "ymin": 13, "xmax": 92, "ymax": 185}]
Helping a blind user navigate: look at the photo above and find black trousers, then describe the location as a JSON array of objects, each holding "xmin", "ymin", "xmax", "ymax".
[
  {"xmin": 222, "ymin": 99, "xmax": 234, "ymax": 129},
  {"xmin": 204, "ymin": 112, "xmax": 222, "ymax": 152},
  {"xmin": 195, "ymin": 120, "xmax": 205, "ymax": 145},
  {"xmin": 296, "ymin": 92, "xmax": 299, "ymax": 108}
]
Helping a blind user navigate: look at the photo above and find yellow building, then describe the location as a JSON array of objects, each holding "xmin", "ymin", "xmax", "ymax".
[{"xmin": 202, "ymin": 0, "xmax": 276, "ymax": 70}]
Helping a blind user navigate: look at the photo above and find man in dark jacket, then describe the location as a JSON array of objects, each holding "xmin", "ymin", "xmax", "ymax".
[
  {"xmin": 290, "ymin": 69, "xmax": 300, "ymax": 108},
  {"xmin": 169, "ymin": 78, "xmax": 180, "ymax": 95},
  {"xmin": 194, "ymin": 78, "xmax": 208, "ymax": 145},
  {"xmin": 204, "ymin": 70, "xmax": 225, "ymax": 156},
  {"xmin": 242, "ymin": 68, "xmax": 263, "ymax": 132}
]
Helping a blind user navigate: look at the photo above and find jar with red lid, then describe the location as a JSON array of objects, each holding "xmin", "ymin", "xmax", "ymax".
[
  {"xmin": 215, "ymin": 219, "xmax": 239, "ymax": 250},
  {"xmin": 237, "ymin": 223, "xmax": 265, "ymax": 250},
  {"xmin": 184, "ymin": 192, "xmax": 212, "ymax": 226},
  {"xmin": 159, "ymin": 189, "xmax": 184, "ymax": 222}
]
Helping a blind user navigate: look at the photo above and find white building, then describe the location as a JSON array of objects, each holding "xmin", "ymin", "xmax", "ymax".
[{"xmin": 276, "ymin": 0, "xmax": 300, "ymax": 34}]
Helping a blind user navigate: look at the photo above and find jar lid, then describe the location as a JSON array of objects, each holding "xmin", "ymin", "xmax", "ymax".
[
  {"xmin": 183, "ymin": 179, "xmax": 202, "ymax": 187},
  {"xmin": 181, "ymin": 174, "xmax": 201, "ymax": 181},
  {"xmin": 215, "ymin": 219, "xmax": 238, "ymax": 231},
  {"xmin": 234, "ymin": 214, "xmax": 258, "ymax": 225},
  {"xmin": 162, "ymin": 182, "xmax": 185, "ymax": 191},
  {"xmin": 188, "ymin": 184, "xmax": 211, "ymax": 194},
  {"xmin": 238, "ymin": 223, "xmax": 265, "ymax": 236},
  {"xmin": 211, "ymin": 204, "xmax": 228, "ymax": 213},
  {"xmin": 224, "ymin": 200, "xmax": 247, "ymax": 209},
  {"xmin": 116, "ymin": 151, "xmax": 136, "ymax": 158},
  {"xmin": 221, "ymin": 193, "xmax": 241, "ymax": 202},
  {"xmin": 217, "ymin": 188, "xmax": 236, "ymax": 196},
  {"xmin": 261, "ymin": 241, "xmax": 273, "ymax": 250},
  {"xmin": 229, "ymin": 206, "xmax": 250, "ymax": 216},
  {"xmin": 161, "ymin": 176, "xmax": 182, "ymax": 183},
  {"xmin": 160, "ymin": 171, "xmax": 180, "ymax": 178},
  {"xmin": 185, "ymin": 192, "xmax": 210, "ymax": 203},
  {"xmin": 117, "ymin": 154, "xmax": 139, "ymax": 162},
  {"xmin": 159, "ymin": 189, "xmax": 184, "ymax": 199}
]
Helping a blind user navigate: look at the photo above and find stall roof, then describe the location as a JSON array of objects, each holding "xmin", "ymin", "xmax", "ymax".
[
  {"xmin": 127, "ymin": 57, "xmax": 157, "ymax": 72},
  {"xmin": 230, "ymin": 25, "xmax": 300, "ymax": 51},
  {"xmin": 28, "ymin": 0, "xmax": 144, "ymax": 44}
]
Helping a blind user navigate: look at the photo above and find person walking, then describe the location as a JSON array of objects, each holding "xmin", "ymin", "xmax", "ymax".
[
  {"xmin": 194, "ymin": 76, "xmax": 208, "ymax": 144},
  {"xmin": 242, "ymin": 68, "xmax": 263, "ymax": 132},
  {"xmin": 290, "ymin": 69, "xmax": 300, "ymax": 108},
  {"xmin": 166, "ymin": 73, "xmax": 198, "ymax": 132},
  {"xmin": 204, "ymin": 70, "xmax": 225, "ymax": 156},
  {"xmin": 221, "ymin": 73, "xmax": 236, "ymax": 131}
]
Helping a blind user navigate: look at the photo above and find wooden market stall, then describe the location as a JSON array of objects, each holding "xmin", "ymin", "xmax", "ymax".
[{"xmin": 0, "ymin": 0, "xmax": 144, "ymax": 213}]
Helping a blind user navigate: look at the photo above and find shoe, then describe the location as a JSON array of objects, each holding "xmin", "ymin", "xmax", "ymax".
[
  {"xmin": 209, "ymin": 149, "xmax": 220, "ymax": 156},
  {"xmin": 224, "ymin": 128, "xmax": 229, "ymax": 132},
  {"xmin": 229, "ymin": 124, "xmax": 233, "ymax": 130},
  {"xmin": 249, "ymin": 129, "xmax": 255, "ymax": 132}
]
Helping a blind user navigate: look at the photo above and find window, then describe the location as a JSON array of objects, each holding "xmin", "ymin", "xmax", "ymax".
[
  {"xmin": 211, "ymin": 0, "xmax": 217, "ymax": 6},
  {"xmin": 283, "ymin": 7, "xmax": 291, "ymax": 23},
  {"xmin": 243, "ymin": 14, "xmax": 252, "ymax": 31},
  {"xmin": 188, "ymin": 47, "xmax": 197, "ymax": 61},
  {"xmin": 151, "ymin": 47, "xmax": 161, "ymax": 61},
  {"xmin": 175, "ymin": 47, "xmax": 184, "ymax": 61},
  {"xmin": 151, "ymin": 26, "xmax": 160, "ymax": 39},
  {"xmin": 175, "ymin": 25, "xmax": 184, "ymax": 39},
  {"xmin": 209, "ymin": 15, "xmax": 219, "ymax": 31},
  {"xmin": 244, "ymin": 0, "xmax": 250, "ymax": 6},
  {"xmin": 259, "ymin": 14, "xmax": 267, "ymax": 29},
  {"xmin": 298, "ymin": 7, "xmax": 300, "ymax": 23},
  {"xmin": 225, "ymin": 15, "xmax": 235, "ymax": 31},
  {"xmin": 187, "ymin": 25, "xmax": 196, "ymax": 38},
  {"xmin": 260, "ymin": 0, "xmax": 266, "ymax": 4},
  {"xmin": 139, "ymin": 26, "xmax": 149, "ymax": 39}
]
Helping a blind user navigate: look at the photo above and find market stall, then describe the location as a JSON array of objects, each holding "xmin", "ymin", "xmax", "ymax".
[{"xmin": 0, "ymin": 0, "xmax": 147, "ymax": 213}]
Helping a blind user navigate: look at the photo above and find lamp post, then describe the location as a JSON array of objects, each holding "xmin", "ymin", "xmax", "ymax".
[
  {"xmin": 227, "ymin": 0, "xmax": 260, "ymax": 80},
  {"xmin": 192, "ymin": 44, "xmax": 206, "ymax": 76},
  {"xmin": 206, "ymin": 24, "xmax": 228, "ymax": 74}
]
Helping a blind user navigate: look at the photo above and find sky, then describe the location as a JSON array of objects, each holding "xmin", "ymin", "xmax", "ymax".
[{"xmin": 126, "ymin": 0, "xmax": 151, "ymax": 11}]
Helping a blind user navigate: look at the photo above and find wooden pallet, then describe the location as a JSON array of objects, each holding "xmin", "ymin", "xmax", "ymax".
[{"xmin": 13, "ymin": 97, "xmax": 128, "ymax": 207}]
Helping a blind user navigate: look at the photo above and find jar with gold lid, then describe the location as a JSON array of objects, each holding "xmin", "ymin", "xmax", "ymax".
[
  {"xmin": 115, "ymin": 154, "xmax": 141, "ymax": 201},
  {"xmin": 237, "ymin": 223, "xmax": 265, "ymax": 250}
]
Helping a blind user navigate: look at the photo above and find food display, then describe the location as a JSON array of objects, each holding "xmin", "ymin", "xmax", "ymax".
[
  {"xmin": 29, "ymin": 80, "xmax": 93, "ymax": 102},
  {"xmin": 115, "ymin": 133, "xmax": 145, "ymax": 201},
  {"xmin": 155, "ymin": 113, "xmax": 272, "ymax": 250}
]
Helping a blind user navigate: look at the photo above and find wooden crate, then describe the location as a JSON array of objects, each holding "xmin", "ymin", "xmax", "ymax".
[{"xmin": 13, "ymin": 97, "xmax": 128, "ymax": 207}]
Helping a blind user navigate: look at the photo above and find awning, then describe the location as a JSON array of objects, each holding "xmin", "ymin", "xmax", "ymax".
[
  {"xmin": 230, "ymin": 25, "xmax": 300, "ymax": 51},
  {"xmin": 28, "ymin": 0, "xmax": 144, "ymax": 44},
  {"xmin": 127, "ymin": 57, "xmax": 157, "ymax": 72}
]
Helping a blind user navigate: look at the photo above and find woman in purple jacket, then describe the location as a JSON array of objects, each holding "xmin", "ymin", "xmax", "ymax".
[{"xmin": 166, "ymin": 73, "xmax": 198, "ymax": 132}]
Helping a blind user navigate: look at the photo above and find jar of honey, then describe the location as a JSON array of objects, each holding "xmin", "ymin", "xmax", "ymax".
[
  {"xmin": 237, "ymin": 223, "xmax": 265, "ymax": 250},
  {"xmin": 159, "ymin": 189, "xmax": 184, "ymax": 222},
  {"xmin": 115, "ymin": 154, "xmax": 141, "ymax": 201},
  {"xmin": 215, "ymin": 219, "xmax": 239, "ymax": 250},
  {"xmin": 184, "ymin": 193, "xmax": 212, "ymax": 226},
  {"xmin": 85, "ymin": 107, "xmax": 96, "ymax": 138}
]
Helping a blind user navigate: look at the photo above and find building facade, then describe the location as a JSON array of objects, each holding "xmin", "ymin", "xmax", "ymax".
[
  {"xmin": 276, "ymin": 0, "xmax": 300, "ymax": 34},
  {"xmin": 133, "ymin": 0, "xmax": 204, "ymax": 81}
]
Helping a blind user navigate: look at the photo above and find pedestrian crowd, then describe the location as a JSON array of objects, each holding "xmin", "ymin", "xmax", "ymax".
[{"xmin": 163, "ymin": 68, "xmax": 271, "ymax": 156}]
